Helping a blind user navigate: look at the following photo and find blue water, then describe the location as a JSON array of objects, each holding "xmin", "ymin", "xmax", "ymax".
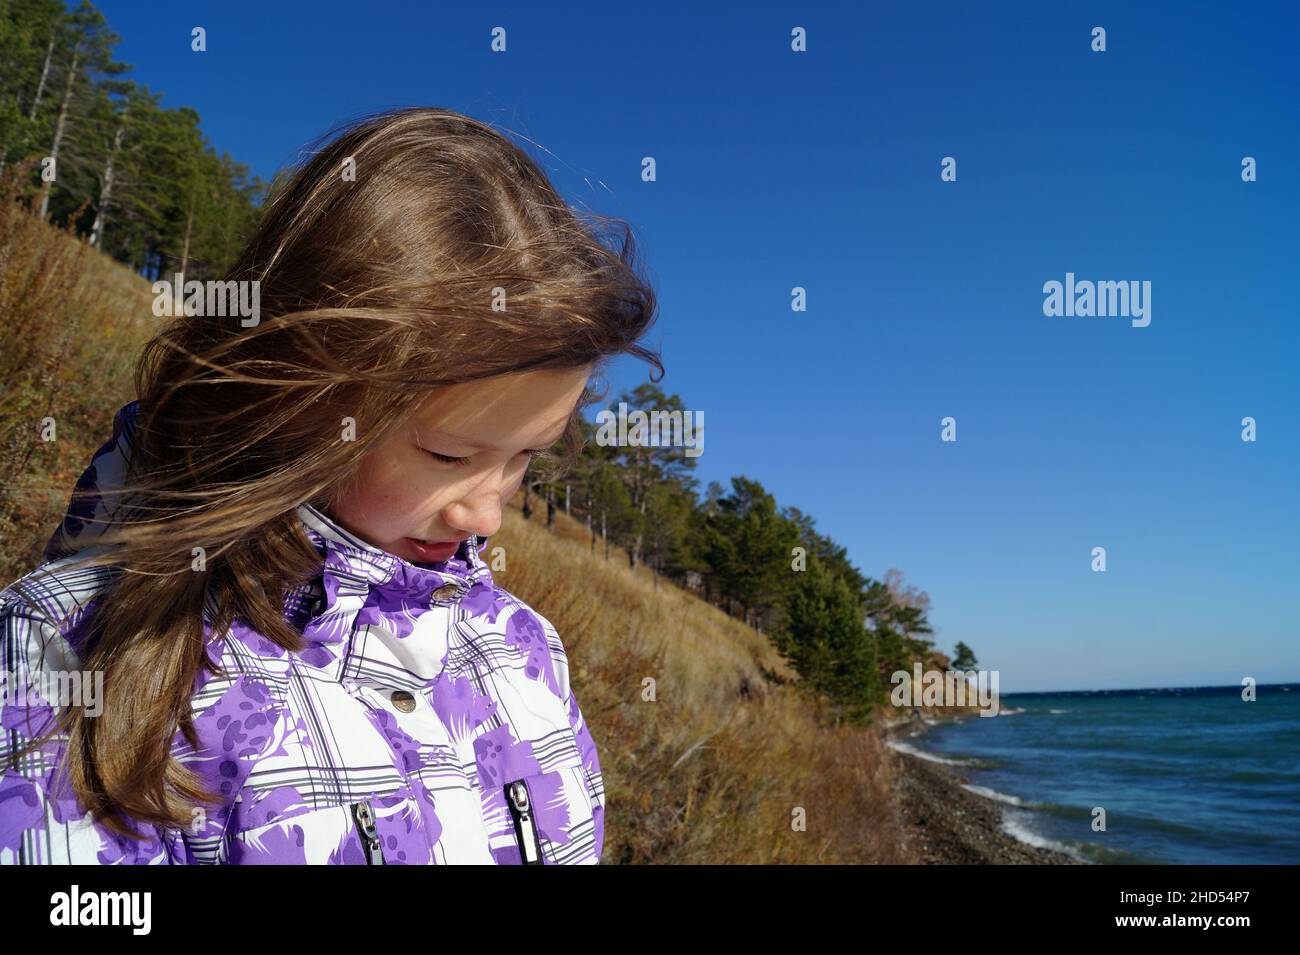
[{"xmin": 902, "ymin": 684, "xmax": 1300, "ymax": 864}]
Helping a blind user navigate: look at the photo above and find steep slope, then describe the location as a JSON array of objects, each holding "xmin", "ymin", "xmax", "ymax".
[{"xmin": 491, "ymin": 502, "xmax": 909, "ymax": 863}]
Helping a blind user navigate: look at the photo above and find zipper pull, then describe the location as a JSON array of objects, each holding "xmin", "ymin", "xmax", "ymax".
[
  {"xmin": 351, "ymin": 800, "xmax": 385, "ymax": 865},
  {"xmin": 506, "ymin": 780, "xmax": 544, "ymax": 865}
]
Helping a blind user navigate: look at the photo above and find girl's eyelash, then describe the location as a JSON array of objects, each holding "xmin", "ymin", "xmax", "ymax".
[
  {"xmin": 426, "ymin": 450, "xmax": 471, "ymax": 466},
  {"xmin": 424, "ymin": 448, "xmax": 550, "ymax": 466}
]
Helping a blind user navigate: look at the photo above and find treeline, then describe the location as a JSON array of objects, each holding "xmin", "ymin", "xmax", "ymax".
[
  {"xmin": 525, "ymin": 382, "xmax": 978, "ymax": 724},
  {"xmin": 0, "ymin": 0, "xmax": 265, "ymax": 279}
]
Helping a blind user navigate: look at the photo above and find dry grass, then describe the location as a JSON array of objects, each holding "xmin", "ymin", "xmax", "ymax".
[
  {"xmin": 0, "ymin": 194, "xmax": 911, "ymax": 863},
  {"xmin": 0, "ymin": 166, "xmax": 155, "ymax": 583},
  {"xmin": 492, "ymin": 503, "xmax": 909, "ymax": 863}
]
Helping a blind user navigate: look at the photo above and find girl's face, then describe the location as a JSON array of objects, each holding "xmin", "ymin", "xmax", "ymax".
[{"xmin": 328, "ymin": 365, "xmax": 593, "ymax": 564}]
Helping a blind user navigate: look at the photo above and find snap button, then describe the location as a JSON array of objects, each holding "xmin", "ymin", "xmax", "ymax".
[
  {"xmin": 390, "ymin": 690, "xmax": 417, "ymax": 713},
  {"xmin": 432, "ymin": 584, "xmax": 460, "ymax": 601}
]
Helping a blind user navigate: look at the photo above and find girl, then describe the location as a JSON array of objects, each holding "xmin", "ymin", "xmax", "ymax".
[{"xmin": 0, "ymin": 106, "xmax": 659, "ymax": 864}]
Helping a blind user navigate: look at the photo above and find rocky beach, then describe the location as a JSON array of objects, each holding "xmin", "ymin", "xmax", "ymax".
[{"xmin": 884, "ymin": 714, "xmax": 1084, "ymax": 865}]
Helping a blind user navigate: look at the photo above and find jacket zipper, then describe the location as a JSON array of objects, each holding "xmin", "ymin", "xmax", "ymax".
[
  {"xmin": 505, "ymin": 780, "xmax": 545, "ymax": 865},
  {"xmin": 351, "ymin": 800, "xmax": 385, "ymax": 865}
]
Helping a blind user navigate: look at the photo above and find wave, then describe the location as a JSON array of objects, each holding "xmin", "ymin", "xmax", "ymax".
[
  {"xmin": 963, "ymin": 784, "xmax": 1065, "ymax": 813},
  {"xmin": 886, "ymin": 740, "xmax": 972, "ymax": 766},
  {"xmin": 962, "ymin": 783, "xmax": 1025, "ymax": 806},
  {"xmin": 999, "ymin": 811, "xmax": 1089, "ymax": 861}
]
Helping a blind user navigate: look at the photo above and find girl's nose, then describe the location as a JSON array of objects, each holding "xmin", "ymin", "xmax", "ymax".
[{"xmin": 443, "ymin": 496, "xmax": 501, "ymax": 541}]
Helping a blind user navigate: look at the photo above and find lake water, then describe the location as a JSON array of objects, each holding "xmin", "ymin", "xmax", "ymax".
[{"xmin": 898, "ymin": 683, "xmax": 1300, "ymax": 864}]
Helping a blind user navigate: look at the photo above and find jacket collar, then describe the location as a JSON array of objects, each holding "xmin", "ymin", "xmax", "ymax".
[
  {"xmin": 295, "ymin": 501, "xmax": 493, "ymax": 599},
  {"xmin": 286, "ymin": 502, "xmax": 498, "ymax": 653}
]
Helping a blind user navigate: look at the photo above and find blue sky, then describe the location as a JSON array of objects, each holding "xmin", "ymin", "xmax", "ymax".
[{"xmin": 94, "ymin": 0, "xmax": 1298, "ymax": 692}]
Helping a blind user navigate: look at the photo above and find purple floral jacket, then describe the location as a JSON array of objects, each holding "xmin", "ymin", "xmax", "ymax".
[{"xmin": 0, "ymin": 400, "xmax": 605, "ymax": 864}]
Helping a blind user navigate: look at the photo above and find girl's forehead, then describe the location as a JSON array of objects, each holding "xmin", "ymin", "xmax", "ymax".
[
  {"xmin": 416, "ymin": 365, "xmax": 592, "ymax": 408},
  {"xmin": 408, "ymin": 368, "xmax": 588, "ymax": 445}
]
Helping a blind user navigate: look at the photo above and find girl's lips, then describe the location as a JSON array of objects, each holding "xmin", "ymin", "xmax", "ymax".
[{"xmin": 404, "ymin": 537, "xmax": 463, "ymax": 561}]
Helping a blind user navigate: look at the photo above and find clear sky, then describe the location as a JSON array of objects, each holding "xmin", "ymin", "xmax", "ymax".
[{"xmin": 94, "ymin": 0, "xmax": 1298, "ymax": 692}]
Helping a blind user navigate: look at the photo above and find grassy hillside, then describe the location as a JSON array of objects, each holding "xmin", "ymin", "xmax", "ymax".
[
  {"xmin": 0, "ymin": 196, "xmax": 910, "ymax": 863},
  {"xmin": 491, "ymin": 503, "xmax": 908, "ymax": 862},
  {"xmin": 0, "ymin": 176, "xmax": 155, "ymax": 582}
]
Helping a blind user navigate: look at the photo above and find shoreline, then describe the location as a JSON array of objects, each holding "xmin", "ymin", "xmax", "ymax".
[{"xmin": 882, "ymin": 713, "xmax": 1086, "ymax": 865}]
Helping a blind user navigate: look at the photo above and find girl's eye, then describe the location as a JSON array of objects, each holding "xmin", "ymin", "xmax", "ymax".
[
  {"xmin": 423, "ymin": 447, "xmax": 549, "ymax": 466},
  {"xmin": 425, "ymin": 449, "xmax": 471, "ymax": 466}
]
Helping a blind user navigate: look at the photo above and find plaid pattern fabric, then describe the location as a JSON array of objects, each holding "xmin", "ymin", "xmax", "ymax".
[{"xmin": 0, "ymin": 401, "xmax": 604, "ymax": 864}]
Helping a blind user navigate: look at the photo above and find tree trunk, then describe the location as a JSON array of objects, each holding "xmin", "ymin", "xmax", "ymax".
[
  {"xmin": 630, "ymin": 495, "xmax": 646, "ymax": 569},
  {"xmin": 29, "ymin": 36, "xmax": 55, "ymax": 120},
  {"xmin": 168, "ymin": 201, "xmax": 194, "ymax": 312},
  {"xmin": 90, "ymin": 110, "xmax": 127, "ymax": 248},
  {"xmin": 38, "ymin": 42, "xmax": 80, "ymax": 221},
  {"xmin": 179, "ymin": 201, "xmax": 194, "ymax": 275}
]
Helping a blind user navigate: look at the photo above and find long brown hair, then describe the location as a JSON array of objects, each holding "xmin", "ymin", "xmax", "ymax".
[{"xmin": 11, "ymin": 106, "xmax": 660, "ymax": 837}]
